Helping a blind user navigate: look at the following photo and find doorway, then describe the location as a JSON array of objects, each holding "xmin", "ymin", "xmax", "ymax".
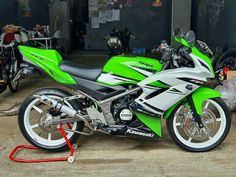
[{"xmin": 71, "ymin": 0, "xmax": 89, "ymax": 50}]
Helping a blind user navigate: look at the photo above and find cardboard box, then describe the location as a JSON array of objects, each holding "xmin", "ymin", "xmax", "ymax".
[{"xmin": 227, "ymin": 71, "xmax": 236, "ymax": 80}]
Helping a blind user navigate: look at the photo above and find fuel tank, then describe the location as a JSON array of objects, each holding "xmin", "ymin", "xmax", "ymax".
[{"xmin": 97, "ymin": 56, "xmax": 163, "ymax": 86}]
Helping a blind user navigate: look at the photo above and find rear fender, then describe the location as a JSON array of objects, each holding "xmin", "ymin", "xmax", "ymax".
[{"xmin": 18, "ymin": 46, "xmax": 76, "ymax": 84}]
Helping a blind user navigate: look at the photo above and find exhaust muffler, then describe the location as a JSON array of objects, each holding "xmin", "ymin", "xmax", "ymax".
[
  {"xmin": 36, "ymin": 95, "xmax": 77, "ymax": 118},
  {"xmin": 34, "ymin": 95, "xmax": 94, "ymax": 131},
  {"xmin": 0, "ymin": 103, "xmax": 21, "ymax": 116}
]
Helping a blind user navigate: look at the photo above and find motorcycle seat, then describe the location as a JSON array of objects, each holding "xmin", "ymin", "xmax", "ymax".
[{"xmin": 59, "ymin": 60, "xmax": 102, "ymax": 81}]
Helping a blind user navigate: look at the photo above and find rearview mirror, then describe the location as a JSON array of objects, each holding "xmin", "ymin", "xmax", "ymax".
[
  {"xmin": 185, "ymin": 31, "xmax": 196, "ymax": 47},
  {"xmin": 174, "ymin": 28, "xmax": 182, "ymax": 36}
]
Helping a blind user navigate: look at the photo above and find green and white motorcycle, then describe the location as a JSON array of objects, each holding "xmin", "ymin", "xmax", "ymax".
[{"xmin": 18, "ymin": 30, "xmax": 231, "ymax": 152}]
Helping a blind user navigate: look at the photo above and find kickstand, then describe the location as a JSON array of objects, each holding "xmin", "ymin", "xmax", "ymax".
[{"xmin": 9, "ymin": 126, "xmax": 76, "ymax": 163}]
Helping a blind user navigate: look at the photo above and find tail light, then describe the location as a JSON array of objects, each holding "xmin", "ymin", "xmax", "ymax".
[{"xmin": 3, "ymin": 33, "xmax": 15, "ymax": 44}]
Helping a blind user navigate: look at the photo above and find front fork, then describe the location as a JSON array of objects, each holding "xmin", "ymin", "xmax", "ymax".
[
  {"xmin": 186, "ymin": 87, "xmax": 222, "ymax": 128},
  {"xmin": 187, "ymin": 95, "xmax": 204, "ymax": 128}
]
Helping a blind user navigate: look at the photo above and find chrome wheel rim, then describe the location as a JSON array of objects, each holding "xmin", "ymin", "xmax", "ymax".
[
  {"xmin": 24, "ymin": 95, "xmax": 77, "ymax": 148},
  {"xmin": 173, "ymin": 99, "xmax": 226, "ymax": 149}
]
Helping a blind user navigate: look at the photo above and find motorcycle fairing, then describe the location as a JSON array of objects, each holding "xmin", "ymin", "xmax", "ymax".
[
  {"xmin": 98, "ymin": 56, "xmax": 164, "ymax": 86},
  {"xmin": 135, "ymin": 67, "xmax": 207, "ymax": 115},
  {"xmin": 134, "ymin": 112, "xmax": 162, "ymax": 137},
  {"xmin": 18, "ymin": 46, "xmax": 76, "ymax": 85},
  {"xmin": 174, "ymin": 36, "xmax": 215, "ymax": 77}
]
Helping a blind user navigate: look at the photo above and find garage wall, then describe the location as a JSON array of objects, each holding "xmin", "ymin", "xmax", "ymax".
[
  {"xmin": 0, "ymin": 0, "xmax": 49, "ymax": 30},
  {"xmin": 193, "ymin": 0, "xmax": 236, "ymax": 51},
  {"xmin": 0, "ymin": 0, "xmax": 18, "ymax": 27},
  {"xmin": 88, "ymin": 0, "xmax": 172, "ymax": 50},
  {"xmin": 172, "ymin": 0, "xmax": 192, "ymax": 38},
  {"xmin": 18, "ymin": 0, "xmax": 50, "ymax": 29},
  {"xmin": 49, "ymin": 0, "xmax": 61, "ymax": 34}
]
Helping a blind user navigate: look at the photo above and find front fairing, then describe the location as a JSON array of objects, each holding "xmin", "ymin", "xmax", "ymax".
[{"xmin": 174, "ymin": 36, "xmax": 215, "ymax": 78}]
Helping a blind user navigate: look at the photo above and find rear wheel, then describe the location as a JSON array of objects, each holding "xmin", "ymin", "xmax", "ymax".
[
  {"xmin": 166, "ymin": 98, "xmax": 231, "ymax": 152},
  {"xmin": 18, "ymin": 88, "xmax": 84, "ymax": 151}
]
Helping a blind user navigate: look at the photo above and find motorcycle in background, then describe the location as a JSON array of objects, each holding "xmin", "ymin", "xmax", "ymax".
[
  {"xmin": 1, "ymin": 25, "xmax": 28, "ymax": 45},
  {"xmin": 214, "ymin": 49, "xmax": 236, "ymax": 83},
  {"xmin": 105, "ymin": 28, "xmax": 136, "ymax": 57},
  {"xmin": 0, "ymin": 42, "xmax": 20, "ymax": 93},
  {"xmin": 0, "ymin": 25, "xmax": 34, "ymax": 94}
]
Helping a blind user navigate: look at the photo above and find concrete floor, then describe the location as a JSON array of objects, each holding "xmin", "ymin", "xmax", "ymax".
[{"xmin": 0, "ymin": 71, "xmax": 236, "ymax": 176}]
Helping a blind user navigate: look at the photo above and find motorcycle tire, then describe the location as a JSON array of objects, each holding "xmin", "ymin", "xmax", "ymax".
[
  {"xmin": 166, "ymin": 98, "xmax": 231, "ymax": 152},
  {"xmin": 18, "ymin": 88, "xmax": 84, "ymax": 151}
]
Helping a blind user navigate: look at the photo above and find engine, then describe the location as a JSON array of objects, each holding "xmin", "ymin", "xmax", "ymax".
[
  {"xmin": 119, "ymin": 108, "xmax": 133, "ymax": 121},
  {"xmin": 112, "ymin": 96, "xmax": 135, "ymax": 124}
]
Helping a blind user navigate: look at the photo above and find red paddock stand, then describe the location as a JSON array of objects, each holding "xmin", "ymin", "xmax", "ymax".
[{"xmin": 9, "ymin": 126, "xmax": 76, "ymax": 163}]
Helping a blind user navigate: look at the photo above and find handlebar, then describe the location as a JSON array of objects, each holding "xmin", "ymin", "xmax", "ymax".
[
  {"xmin": 161, "ymin": 49, "xmax": 172, "ymax": 61},
  {"xmin": 152, "ymin": 40, "xmax": 169, "ymax": 54},
  {"xmin": 179, "ymin": 47, "xmax": 192, "ymax": 60}
]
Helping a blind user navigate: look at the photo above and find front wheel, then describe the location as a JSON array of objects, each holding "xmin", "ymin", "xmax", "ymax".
[{"xmin": 166, "ymin": 98, "xmax": 231, "ymax": 152}]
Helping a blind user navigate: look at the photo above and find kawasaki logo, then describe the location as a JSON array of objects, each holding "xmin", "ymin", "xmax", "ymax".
[
  {"xmin": 126, "ymin": 129, "xmax": 154, "ymax": 137},
  {"xmin": 138, "ymin": 61, "xmax": 153, "ymax": 68}
]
